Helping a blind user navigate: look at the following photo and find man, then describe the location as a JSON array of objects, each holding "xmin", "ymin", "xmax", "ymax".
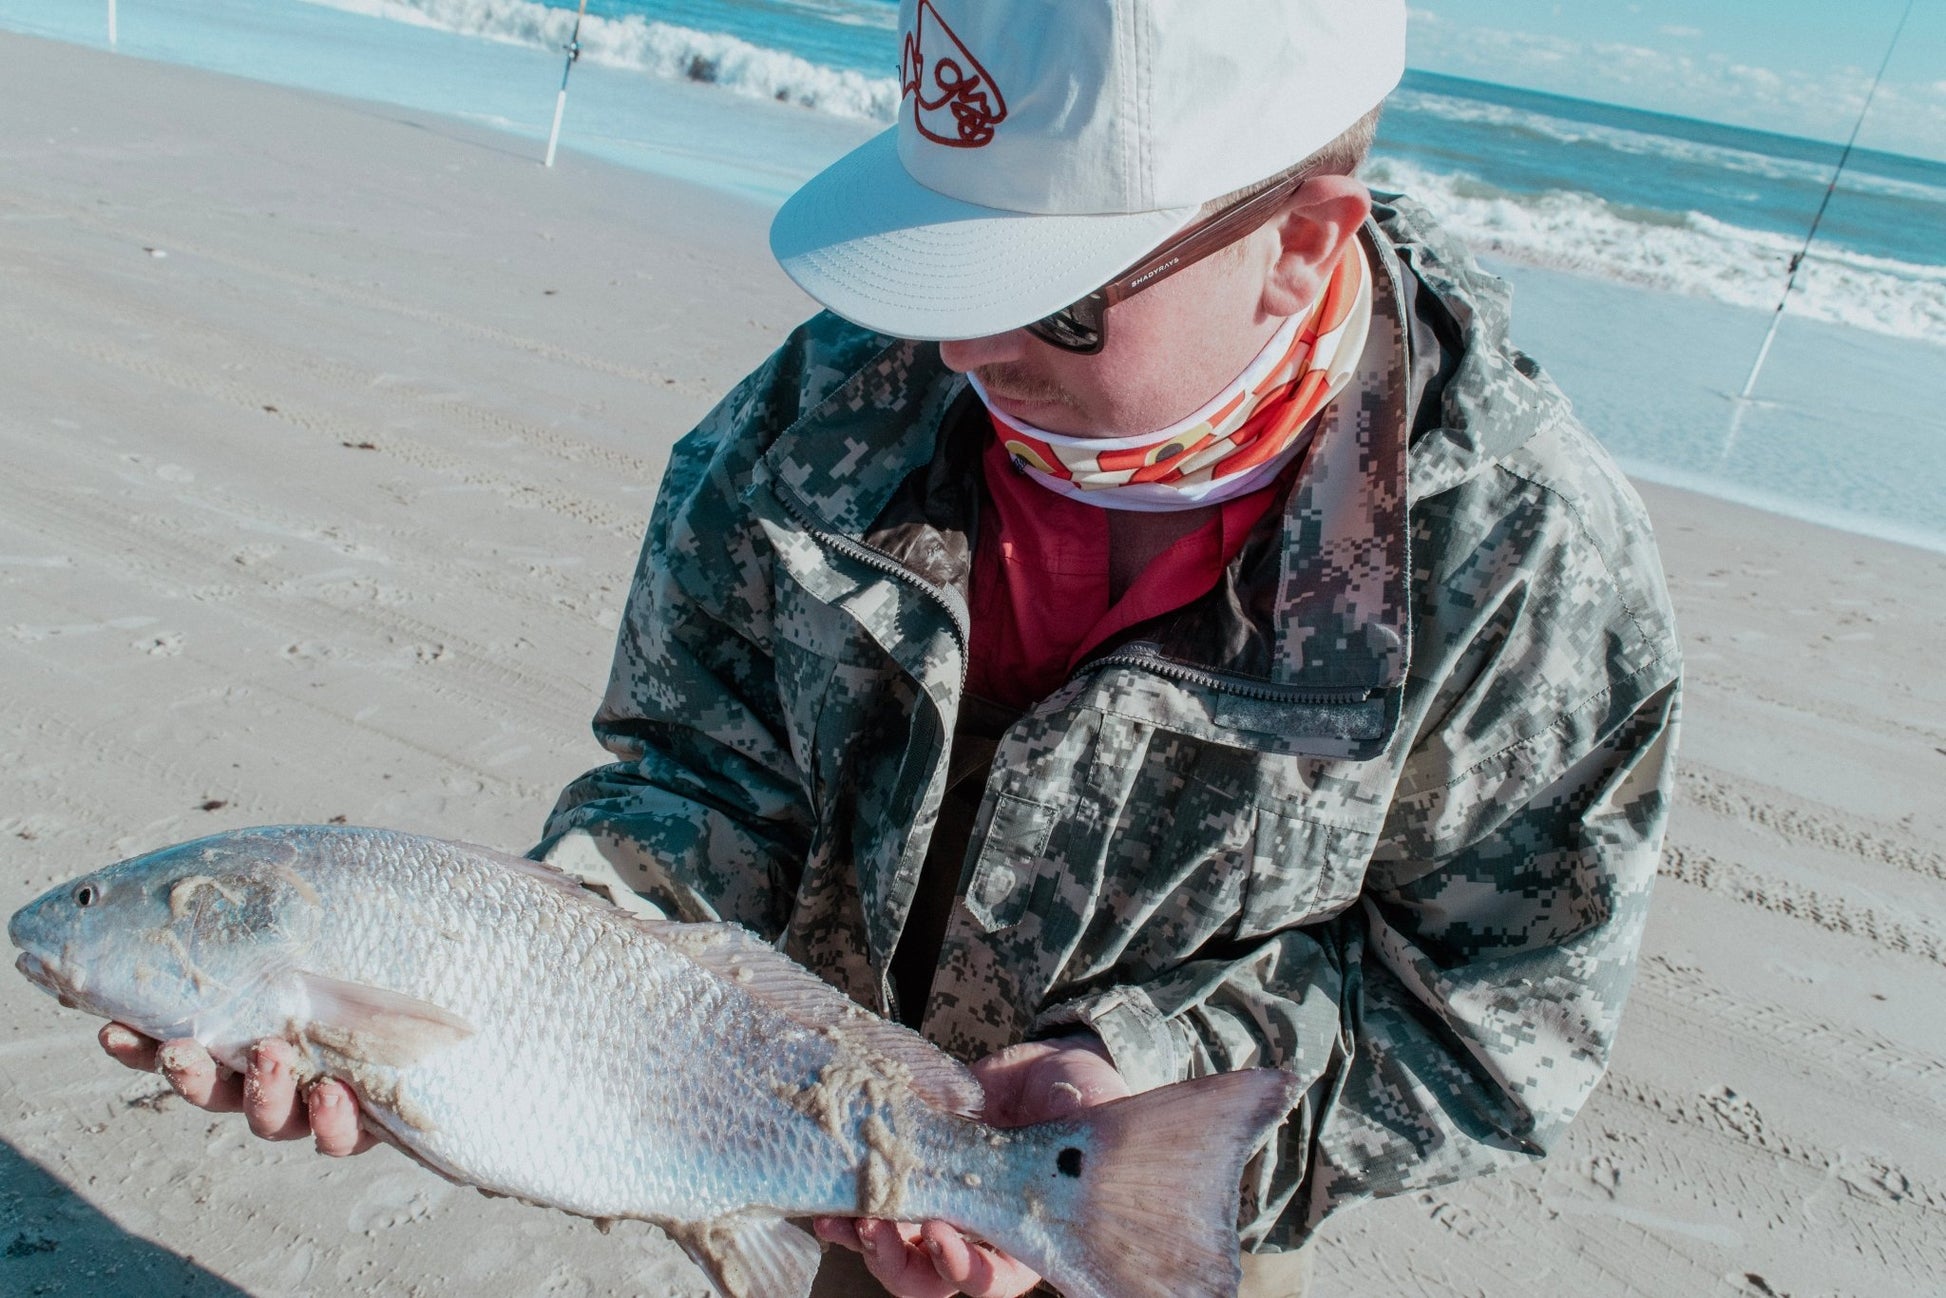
[{"xmin": 107, "ymin": 2, "xmax": 1681, "ymax": 1296}]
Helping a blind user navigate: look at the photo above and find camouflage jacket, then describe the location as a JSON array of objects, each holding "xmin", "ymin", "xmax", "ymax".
[{"xmin": 536, "ymin": 195, "xmax": 1683, "ymax": 1246}]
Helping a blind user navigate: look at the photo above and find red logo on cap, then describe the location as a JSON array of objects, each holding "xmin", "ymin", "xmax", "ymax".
[{"xmin": 901, "ymin": 1, "xmax": 1008, "ymax": 148}]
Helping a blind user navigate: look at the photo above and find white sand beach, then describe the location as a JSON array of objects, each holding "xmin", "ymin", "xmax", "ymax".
[{"xmin": 2, "ymin": 32, "xmax": 1942, "ymax": 1298}]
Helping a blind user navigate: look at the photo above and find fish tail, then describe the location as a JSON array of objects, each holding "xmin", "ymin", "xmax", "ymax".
[{"xmin": 1041, "ymin": 1068, "xmax": 1301, "ymax": 1298}]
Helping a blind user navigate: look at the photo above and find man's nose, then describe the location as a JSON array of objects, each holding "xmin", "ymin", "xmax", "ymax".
[{"xmin": 937, "ymin": 330, "xmax": 1030, "ymax": 373}]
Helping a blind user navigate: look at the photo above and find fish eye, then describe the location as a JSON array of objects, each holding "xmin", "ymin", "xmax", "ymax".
[{"xmin": 73, "ymin": 884, "xmax": 97, "ymax": 908}]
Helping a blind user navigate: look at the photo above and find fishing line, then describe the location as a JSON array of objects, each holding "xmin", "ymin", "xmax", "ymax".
[{"xmin": 1736, "ymin": 0, "xmax": 1916, "ymax": 401}]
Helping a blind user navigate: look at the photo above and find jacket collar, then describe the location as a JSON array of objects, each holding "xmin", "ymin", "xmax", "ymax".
[
  {"xmin": 757, "ymin": 199, "xmax": 1560, "ymax": 744},
  {"xmin": 763, "ymin": 340, "xmax": 964, "ymax": 538}
]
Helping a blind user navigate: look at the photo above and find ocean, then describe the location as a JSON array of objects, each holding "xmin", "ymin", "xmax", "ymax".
[{"xmin": 6, "ymin": 0, "xmax": 1944, "ymax": 551}]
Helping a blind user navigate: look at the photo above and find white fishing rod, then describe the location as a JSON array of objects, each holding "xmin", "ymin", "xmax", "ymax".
[
  {"xmin": 108, "ymin": 0, "xmax": 117, "ymax": 47},
  {"xmin": 1737, "ymin": 0, "xmax": 1915, "ymax": 401},
  {"xmin": 543, "ymin": 0, "xmax": 591, "ymax": 169}
]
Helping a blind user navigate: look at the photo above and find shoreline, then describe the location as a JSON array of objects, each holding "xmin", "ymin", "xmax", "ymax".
[
  {"xmin": 4, "ymin": 11, "xmax": 1939, "ymax": 554},
  {"xmin": 3, "ymin": 29, "xmax": 1943, "ymax": 1298}
]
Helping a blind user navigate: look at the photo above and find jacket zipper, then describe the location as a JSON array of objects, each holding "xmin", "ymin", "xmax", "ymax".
[
  {"xmin": 774, "ymin": 480, "xmax": 1386, "ymax": 710},
  {"xmin": 1083, "ymin": 643, "xmax": 1378, "ymax": 707},
  {"xmin": 769, "ymin": 479, "xmax": 973, "ymax": 680},
  {"xmin": 770, "ymin": 478, "xmax": 969, "ymax": 1023}
]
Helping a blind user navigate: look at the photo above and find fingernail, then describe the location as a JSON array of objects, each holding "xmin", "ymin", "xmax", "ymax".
[
  {"xmin": 925, "ymin": 1235, "xmax": 944, "ymax": 1259},
  {"xmin": 314, "ymin": 1086, "xmax": 340, "ymax": 1111}
]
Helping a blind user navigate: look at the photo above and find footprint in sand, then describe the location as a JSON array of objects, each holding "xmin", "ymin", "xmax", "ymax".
[
  {"xmin": 346, "ymin": 1172, "xmax": 452, "ymax": 1235},
  {"xmin": 135, "ymin": 632, "xmax": 184, "ymax": 656},
  {"xmin": 280, "ymin": 641, "xmax": 343, "ymax": 664},
  {"xmin": 1837, "ymin": 1156, "xmax": 1911, "ymax": 1205},
  {"xmin": 1701, "ymin": 1085, "xmax": 1767, "ymax": 1141}
]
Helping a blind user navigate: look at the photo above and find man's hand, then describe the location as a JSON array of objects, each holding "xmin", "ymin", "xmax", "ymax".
[
  {"xmin": 812, "ymin": 1034, "xmax": 1131, "ymax": 1298},
  {"xmin": 100, "ymin": 1022, "xmax": 377, "ymax": 1157}
]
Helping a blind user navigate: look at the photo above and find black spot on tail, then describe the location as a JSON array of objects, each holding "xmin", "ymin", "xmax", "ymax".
[{"xmin": 1057, "ymin": 1147, "xmax": 1084, "ymax": 1178}]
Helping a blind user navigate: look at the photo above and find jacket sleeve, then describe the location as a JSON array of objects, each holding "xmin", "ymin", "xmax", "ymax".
[
  {"xmin": 532, "ymin": 563, "xmax": 814, "ymax": 930},
  {"xmin": 529, "ymin": 331, "xmax": 834, "ymax": 931},
  {"xmin": 1035, "ymin": 467, "xmax": 1683, "ymax": 1248}
]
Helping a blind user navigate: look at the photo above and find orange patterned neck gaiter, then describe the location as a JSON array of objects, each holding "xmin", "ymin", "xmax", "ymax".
[{"xmin": 972, "ymin": 238, "xmax": 1373, "ymax": 512}]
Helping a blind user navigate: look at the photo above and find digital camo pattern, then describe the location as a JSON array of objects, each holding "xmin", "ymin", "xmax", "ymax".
[{"xmin": 537, "ymin": 196, "xmax": 1683, "ymax": 1248}]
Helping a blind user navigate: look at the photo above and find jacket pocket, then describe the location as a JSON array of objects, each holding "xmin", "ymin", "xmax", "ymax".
[
  {"xmin": 964, "ymin": 792, "xmax": 1060, "ymax": 931},
  {"xmin": 1236, "ymin": 811, "xmax": 1376, "ymax": 940}
]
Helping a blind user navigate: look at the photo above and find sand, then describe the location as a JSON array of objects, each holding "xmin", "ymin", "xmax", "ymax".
[{"xmin": 2, "ymin": 30, "xmax": 1942, "ymax": 1298}]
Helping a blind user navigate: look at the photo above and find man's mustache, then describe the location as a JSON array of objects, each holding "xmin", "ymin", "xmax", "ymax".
[{"xmin": 975, "ymin": 364, "xmax": 1076, "ymax": 409}]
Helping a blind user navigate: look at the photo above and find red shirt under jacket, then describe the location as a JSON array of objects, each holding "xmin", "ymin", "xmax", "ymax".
[{"xmin": 966, "ymin": 432, "xmax": 1289, "ymax": 711}]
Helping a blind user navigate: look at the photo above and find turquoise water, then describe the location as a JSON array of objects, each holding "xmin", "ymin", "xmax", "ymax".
[
  {"xmin": 1499, "ymin": 263, "xmax": 1946, "ymax": 554},
  {"xmin": 3, "ymin": 0, "xmax": 1942, "ymax": 551}
]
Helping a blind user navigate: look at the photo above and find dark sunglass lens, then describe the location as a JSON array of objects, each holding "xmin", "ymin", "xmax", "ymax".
[{"xmin": 1027, "ymin": 306, "xmax": 1102, "ymax": 354}]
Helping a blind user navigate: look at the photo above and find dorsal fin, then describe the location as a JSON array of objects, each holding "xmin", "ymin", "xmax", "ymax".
[
  {"xmin": 447, "ymin": 838, "xmax": 597, "ymax": 899},
  {"xmin": 642, "ymin": 919, "xmax": 983, "ymax": 1118}
]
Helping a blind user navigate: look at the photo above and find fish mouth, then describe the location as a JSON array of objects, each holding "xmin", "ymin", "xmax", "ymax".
[{"xmin": 14, "ymin": 951, "xmax": 81, "ymax": 1009}]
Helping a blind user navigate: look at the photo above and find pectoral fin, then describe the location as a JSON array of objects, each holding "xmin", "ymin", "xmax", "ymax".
[
  {"xmin": 295, "ymin": 971, "xmax": 474, "ymax": 1068},
  {"xmin": 668, "ymin": 1213, "xmax": 823, "ymax": 1298}
]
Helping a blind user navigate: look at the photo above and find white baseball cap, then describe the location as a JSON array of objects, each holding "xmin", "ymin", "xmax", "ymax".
[{"xmin": 770, "ymin": 0, "xmax": 1407, "ymax": 342}]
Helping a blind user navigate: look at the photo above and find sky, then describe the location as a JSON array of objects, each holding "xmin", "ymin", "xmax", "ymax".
[{"xmin": 1406, "ymin": 0, "xmax": 1946, "ymax": 162}]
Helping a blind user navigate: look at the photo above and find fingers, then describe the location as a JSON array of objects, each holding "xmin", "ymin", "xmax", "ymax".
[
  {"xmin": 240, "ymin": 1039, "xmax": 314, "ymax": 1141},
  {"xmin": 812, "ymin": 1217, "xmax": 863, "ymax": 1251},
  {"xmin": 156, "ymin": 1039, "xmax": 245, "ymax": 1113},
  {"xmin": 812, "ymin": 1217, "xmax": 1042, "ymax": 1298},
  {"xmin": 103, "ymin": 1028, "xmax": 375, "ymax": 1157},
  {"xmin": 921, "ymin": 1221, "xmax": 1043, "ymax": 1298},
  {"xmin": 306, "ymin": 1081, "xmax": 378, "ymax": 1157},
  {"xmin": 854, "ymin": 1218, "xmax": 959, "ymax": 1298},
  {"xmin": 968, "ymin": 1035, "xmax": 1130, "ymax": 1128},
  {"xmin": 100, "ymin": 1022, "xmax": 159, "ymax": 1072}
]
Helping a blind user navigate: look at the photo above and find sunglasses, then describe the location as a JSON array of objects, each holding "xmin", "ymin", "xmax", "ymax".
[{"xmin": 1023, "ymin": 173, "xmax": 1308, "ymax": 355}]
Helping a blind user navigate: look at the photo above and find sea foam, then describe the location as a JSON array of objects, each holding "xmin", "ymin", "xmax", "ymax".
[
  {"xmin": 1369, "ymin": 158, "xmax": 1946, "ymax": 345},
  {"xmin": 303, "ymin": 0, "xmax": 900, "ymax": 120},
  {"xmin": 298, "ymin": 0, "xmax": 1943, "ymax": 347},
  {"xmin": 1392, "ymin": 88, "xmax": 1945, "ymax": 205}
]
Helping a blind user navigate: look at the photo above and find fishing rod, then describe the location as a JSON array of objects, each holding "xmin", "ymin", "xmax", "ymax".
[
  {"xmin": 543, "ymin": 0, "xmax": 592, "ymax": 169},
  {"xmin": 1737, "ymin": 0, "xmax": 1915, "ymax": 400}
]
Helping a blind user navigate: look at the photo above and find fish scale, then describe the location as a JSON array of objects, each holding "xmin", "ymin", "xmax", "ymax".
[
  {"xmin": 297, "ymin": 835, "xmax": 850, "ymax": 1221},
  {"xmin": 11, "ymin": 824, "xmax": 1301, "ymax": 1298}
]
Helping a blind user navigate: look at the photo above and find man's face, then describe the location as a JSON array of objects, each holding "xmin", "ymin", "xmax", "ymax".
[{"xmin": 938, "ymin": 221, "xmax": 1287, "ymax": 438}]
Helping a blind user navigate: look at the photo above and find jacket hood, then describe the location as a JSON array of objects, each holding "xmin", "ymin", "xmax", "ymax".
[{"xmin": 1373, "ymin": 194, "xmax": 1580, "ymax": 503}]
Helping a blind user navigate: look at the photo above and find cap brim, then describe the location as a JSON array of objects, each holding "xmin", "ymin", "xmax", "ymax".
[{"xmin": 770, "ymin": 128, "xmax": 1200, "ymax": 342}]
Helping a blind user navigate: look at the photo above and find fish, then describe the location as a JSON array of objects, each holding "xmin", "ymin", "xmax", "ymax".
[{"xmin": 9, "ymin": 825, "xmax": 1302, "ymax": 1298}]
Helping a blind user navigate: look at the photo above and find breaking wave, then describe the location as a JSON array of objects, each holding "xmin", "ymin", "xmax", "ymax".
[
  {"xmin": 1368, "ymin": 158, "xmax": 1946, "ymax": 345},
  {"xmin": 1392, "ymin": 88, "xmax": 1946, "ymax": 205},
  {"xmin": 294, "ymin": 0, "xmax": 1945, "ymax": 345},
  {"xmin": 303, "ymin": 0, "xmax": 900, "ymax": 120}
]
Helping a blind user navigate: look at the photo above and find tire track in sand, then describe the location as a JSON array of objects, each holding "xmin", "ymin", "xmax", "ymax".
[
  {"xmin": 1658, "ymin": 844, "xmax": 1946, "ymax": 968},
  {"xmin": 1597, "ymin": 1067, "xmax": 1946, "ymax": 1221},
  {"xmin": 1631, "ymin": 955, "xmax": 1946, "ymax": 1125},
  {"xmin": 1679, "ymin": 766, "xmax": 1946, "ymax": 885}
]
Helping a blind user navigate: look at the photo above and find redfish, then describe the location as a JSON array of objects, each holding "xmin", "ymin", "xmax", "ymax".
[{"xmin": 10, "ymin": 825, "xmax": 1298, "ymax": 1298}]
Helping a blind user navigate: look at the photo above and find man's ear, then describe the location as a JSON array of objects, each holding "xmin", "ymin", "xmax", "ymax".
[{"xmin": 1261, "ymin": 176, "xmax": 1372, "ymax": 317}]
